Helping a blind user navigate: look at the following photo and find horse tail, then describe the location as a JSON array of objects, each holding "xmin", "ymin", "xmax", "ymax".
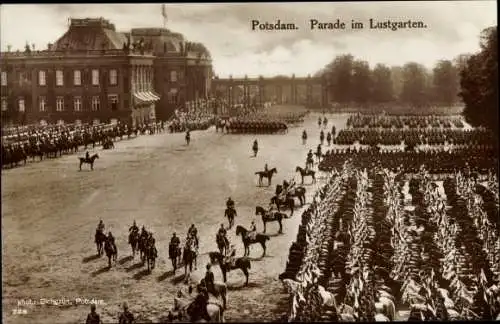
[{"xmin": 265, "ymin": 236, "xmax": 270, "ymax": 241}]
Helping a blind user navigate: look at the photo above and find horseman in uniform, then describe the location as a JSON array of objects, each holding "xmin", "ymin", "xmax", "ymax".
[
  {"xmin": 107, "ymin": 231, "xmax": 117, "ymax": 253},
  {"xmin": 225, "ymin": 244, "xmax": 237, "ymax": 268},
  {"xmin": 129, "ymin": 220, "xmax": 139, "ymax": 234},
  {"xmin": 306, "ymin": 150, "xmax": 314, "ymax": 170},
  {"xmin": 264, "ymin": 163, "xmax": 269, "ymax": 173},
  {"xmin": 148, "ymin": 232, "xmax": 158, "ymax": 258},
  {"xmin": 226, "ymin": 197, "xmax": 235, "ymax": 209},
  {"xmin": 217, "ymin": 224, "xmax": 229, "ymax": 251},
  {"xmin": 247, "ymin": 220, "xmax": 258, "ymax": 241},
  {"xmin": 128, "ymin": 220, "xmax": 139, "ymax": 244},
  {"xmin": 252, "ymin": 139, "xmax": 258, "ymax": 157},
  {"xmin": 204, "ymin": 263, "xmax": 216, "ymax": 293},
  {"xmin": 85, "ymin": 151, "xmax": 90, "ymax": 160},
  {"xmin": 188, "ymin": 224, "xmax": 199, "ymax": 249},
  {"xmin": 97, "ymin": 220, "xmax": 105, "ymax": 234},
  {"xmin": 170, "ymin": 232, "xmax": 180, "ymax": 247}
]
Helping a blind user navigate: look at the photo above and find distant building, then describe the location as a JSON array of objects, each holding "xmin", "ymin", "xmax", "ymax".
[{"xmin": 0, "ymin": 17, "xmax": 212, "ymax": 126}]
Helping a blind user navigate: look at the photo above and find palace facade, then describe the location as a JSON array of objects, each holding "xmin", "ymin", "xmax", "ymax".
[{"xmin": 0, "ymin": 17, "xmax": 212, "ymax": 126}]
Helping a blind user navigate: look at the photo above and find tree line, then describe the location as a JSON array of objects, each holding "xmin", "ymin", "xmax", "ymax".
[{"xmin": 316, "ymin": 53, "xmax": 469, "ymax": 108}]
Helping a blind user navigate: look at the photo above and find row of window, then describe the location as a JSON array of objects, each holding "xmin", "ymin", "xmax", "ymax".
[
  {"xmin": 1, "ymin": 69, "xmax": 182, "ymax": 87},
  {"xmin": 0, "ymin": 69, "xmax": 118, "ymax": 87},
  {"xmin": 1, "ymin": 95, "xmax": 118, "ymax": 112}
]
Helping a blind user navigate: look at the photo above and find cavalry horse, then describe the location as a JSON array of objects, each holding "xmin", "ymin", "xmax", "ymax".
[
  {"xmin": 296, "ymin": 166, "xmax": 316, "ymax": 184},
  {"xmin": 169, "ymin": 242, "xmax": 183, "ymax": 274},
  {"xmin": 104, "ymin": 239, "xmax": 118, "ymax": 268},
  {"xmin": 209, "ymin": 251, "xmax": 251, "ymax": 286},
  {"xmin": 143, "ymin": 241, "xmax": 157, "ymax": 272},
  {"xmin": 95, "ymin": 230, "xmax": 107, "ymax": 256},
  {"xmin": 183, "ymin": 237, "xmax": 198, "ymax": 277},
  {"xmin": 79, "ymin": 153, "xmax": 99, "ymax": 171},
  {"xmin": 169, "ymin": 284, "xmax": 226, "ymax": 322},
  {"xmin": 224, "ymin": 207, "xmax": 236, "ymax": 229},
  {"xmin": 129, "ymin": 230, "xmax": 140, "ymax": 258},
  {"xmin": 236, "ymin": 225, "xmax": 270, "ymax": 257},
  {"xmin": 255, "ymin": 167, "xmax": 277, "ymax": 186},
  {"xmin": 270, "ymin": 195, "xmax": 295, "ymax": 216},
  {"xmin": 285, "ymin": 186, "xmax": 307, "ymax": 206},
  {"xmin": 255, "ymin": 206, "xmax": 286, "ymax": 234},
  {"xmin": 216, "ymin": 232, "xmax": 229, "ymax": 256}
]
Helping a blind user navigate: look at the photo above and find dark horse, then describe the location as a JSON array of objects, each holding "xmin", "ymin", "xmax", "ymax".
[
  {"xmin": 255, "ymin": 167, "xmax": 277, "ymax": 186},
  {"xmin": 296, "ymin": 166, "xmax": 316, "ymax": 184},
  {"xmin": 95, "ymin": 230, "xmax": 107, "ymax": 256},
  {"xmin": 255, "ymin": 206, "xmax": 285, "ymax": 234},
  {"xmin": 277, "ymin": 185, "xmax": 306, "ymax": 206},
  {"xmin": 169, "ymin": 242, "xmax": 182, "ymax": 274},
  {"xmin": 216, "ymin": 232, "xmax": 229, "ymax": 256},
  {"xmin": 183, "ymin": 239, "xmax": 198, "ymax": 276},
  {"xmin": 224, "ymin": 207, "xmax": 236, "ymax": 229},
  {"xmin": 235, "ymin": 225, "xmax": 270, "ymax": 257},
  {"xmin": 208, "ymin": 251, "xmax": 251, "ymax": 286},
  {"xmin": 104, "ymin": 239, "xmax": 118, "ymax": 268},
  {"xmin": 143, "ymin": 242, "xmax": 157, "ymax": 272},
  {"xmin": 270, "ymin": 195, "xmax": 295, "ymax": 216},
  {"xmin": 79, "ymin": 153, "xmax": 99, "ymax": 171},
  {"xmin": 129, "ymin": 231, "xmax": 140, "ymax": 257}
]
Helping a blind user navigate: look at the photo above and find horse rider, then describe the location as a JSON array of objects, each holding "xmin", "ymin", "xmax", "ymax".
[
  {"xmin": 302, "ymin": 130, "xmax": 307, "ymax": 139},
  {"xmin": 171, "ymin": 232, "xmax": 180, "ymax": 246},
  {"xmin": 226, "ymin": 196, "xmax": 235, "ymax": 209},
  {"xmin": 189, "ymin": 278, "xmax": 210, "ymax": 321},
  {"xmin": 129, "ymin": 220, "xmax": 139, "ymax": 234},
  {"xmin": 97, "ymin": 220, "xmax": 105, "ymax": 235},
  {"xmin": 188, "ymin": 224, "xmax": 199, "ymax": 248},
  {"xmin": 140, "ymin": 226, "xmax": 148, "ymax": 243},
  {"xmin": 217, "ymin": 224, "xmax": 229, "ymax": 250},
  {"xmin": 107, "ymin": 231, "xmax": 117, "ymax": 252},
  {"xmin": 306, "ymin": 150, "xmax": 313, "ymax": 169},
  {"xmin": 85, "ymin": 304, "xmax": 102, "ymax": 324},
  {"xmin": 118, "ymin": 302, "xmax": 134, "ymax": 324},
  {"xmin": 225, "ymin": 244, "xmax": 237, "ymax": 268},
  {"xmin": 316, "ymin": 144, "xmax": 322, "ymax": 160},
  {"xmin": 204, "ymin": 263, "xmax": 216, "ymax": 294},
  {"xmin": 247, "ymin": 220, "xmax": 258, "ymax": 241},
  {"xmin": 85, "ymin": 151, "xmax": 90, "ymax": 160},
  {"xmin": 264, "ymin": 163, "xmax": 269, "ymax": 173}
]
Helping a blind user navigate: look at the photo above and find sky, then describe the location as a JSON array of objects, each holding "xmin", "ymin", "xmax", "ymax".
[{"xmin": 0, "ymin": 2, "xmax": 496, "ymax": 78}]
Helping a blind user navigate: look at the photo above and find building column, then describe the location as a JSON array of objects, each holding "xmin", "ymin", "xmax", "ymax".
[{"xmin": 306, "ymin": 84, "xmax": 312, "ymax": 107}]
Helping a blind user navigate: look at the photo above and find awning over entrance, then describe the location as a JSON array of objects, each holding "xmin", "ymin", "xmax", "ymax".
[{"xmin": 134, "ymin": 91, "xmax": 160, "ymax": 103}]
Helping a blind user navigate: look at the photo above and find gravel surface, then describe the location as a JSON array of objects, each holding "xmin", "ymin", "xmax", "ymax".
[{"xmin": 2, "ymin": 108, "xmax": 349, "ymax": 323}]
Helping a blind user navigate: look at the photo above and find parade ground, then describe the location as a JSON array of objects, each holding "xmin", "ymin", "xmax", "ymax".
[{"xmin": 2, "ymin": 107, "xmax": 349, "ymax": 323}]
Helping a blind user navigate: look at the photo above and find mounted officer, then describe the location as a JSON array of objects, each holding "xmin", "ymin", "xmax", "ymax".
[
  {"xmin": 97, "ymin": 219, "xmax": 105, "ymax": 235},
  {"xmin": 188, "ymin": 224, "xmax": 199, "ymax": 248},
  {"xmin": 247, "ymin": 220, "xmax": 258, "ymax": 241},
  {"xmin": 225, "ymin": 244, "xmax": 237, "ymax": 268},
  {"xmin": 252, "ymin": 139, "xmax": 258, "ymax": 157},
  {"xmin": 170, "ymin": 232, "xmax": 180, "ymax": 248},
  {"xmin": 85, "ymin": 151, "xmax": 90, "ymax": 160},
  {"xmin": 129, "ymin": 220, "xmax": 139, "ymax": 234},
  {"xmin": 217, "ymin": 224, "xmax": 229, "ymax": 251},
  {"xmin": 226, "ymin": 197, "xmax": 235, "ymax": 209}
]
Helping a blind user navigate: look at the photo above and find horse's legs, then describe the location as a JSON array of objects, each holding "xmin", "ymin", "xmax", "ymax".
[
  {"xmin": 108, "ymin": 255, "xmax": 112, "ymax": 268},
  {"xmin": 301, "ymin": 176, "xmax": 304, "ymax": 184},
  {"xmin": 261, "ymin": 242, "xmax": 266, "ymax": 257},
  {"xmin": 263, "ymin": 220, "xmax": 267, "ymax": 233},
  {"xmin": 243, "ymin": 268, "xmax": 249, "ymax": 286},
  {"xmin": 279, "ymin": 220, "xmax": 283, "ymax": 234}
]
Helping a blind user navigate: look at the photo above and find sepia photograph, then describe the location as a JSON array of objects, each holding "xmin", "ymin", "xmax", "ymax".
[{"xmin": 1, "ymin": 2, "xmax": 498, "ymax": 323}]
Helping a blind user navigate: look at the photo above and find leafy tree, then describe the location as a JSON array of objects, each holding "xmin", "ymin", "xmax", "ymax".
[
  {"xmin": 351, "ymin": 60, "xmax": 372, "ymax": 104},
  {"xmin": 391, "ymin": 66, "xmax": 404, "ymax": 101},
  {"xmin": 460, "ymin": 26, "xmax": 498, "ymax": 137},
  {"xmin": 325, "ymin": 54, "xmax": 355, "ymax": 103},
  {"xmin": 400, "ymin": 62, "xmax": 429, "ymax": 107},
  {"xmin": 432, "ymin": 60, "xmax": 459, "ymax": 107},
  {"xmin": 371, "ymin": 64, "xmax": 394, "ymax": 103}
]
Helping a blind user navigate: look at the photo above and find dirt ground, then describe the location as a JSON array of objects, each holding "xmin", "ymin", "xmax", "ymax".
[{"xmin": 2, "ymin": 107, "xmax": 349, "ymax": 323}]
